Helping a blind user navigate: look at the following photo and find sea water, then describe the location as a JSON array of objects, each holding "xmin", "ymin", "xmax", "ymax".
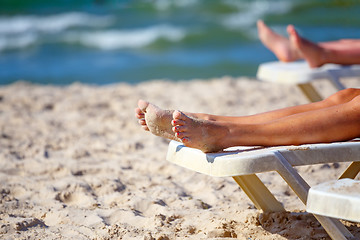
[{"xmin": 0, "ymin": 0, "xmax": 360, "ymax": 85}]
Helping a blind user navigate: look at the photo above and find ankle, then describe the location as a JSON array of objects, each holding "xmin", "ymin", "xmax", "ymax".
[{"xmin": 322, "ymin": 48, "xmax": 336, "ymax": 65}]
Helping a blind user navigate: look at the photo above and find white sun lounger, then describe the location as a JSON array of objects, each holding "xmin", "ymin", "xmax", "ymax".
[
  {"xmin": 166, "ymin": 140, "xmax": 360, "ymax": 240},
  {"xmin": 257, "ymin": 61, "xmax": 360, "ymax": 102},
  {"xmin": 307, "ymin": 178, "xmax": 360, "ymax": 223}
]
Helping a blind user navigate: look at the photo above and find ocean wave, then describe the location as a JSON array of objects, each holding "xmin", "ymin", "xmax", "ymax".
[
  {"xmin": 154, "ymin": 0, "xmax": 199, "ymax": 11},
  {"xmin": 0, "ymin": 33, "xmax": 37, "ymax": 52},
  {"xmin": 0, "ymin": 12, "xmax": 114, "ymax": 35},
  {"xmin": 222, "ymin": 0, "xmax": 294, "ymax": 29},
  {"xmin": 63, "ymin": 25, "xmax": 186, "ymax": 50}
]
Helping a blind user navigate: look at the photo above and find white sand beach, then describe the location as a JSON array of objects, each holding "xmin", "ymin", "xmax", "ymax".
[{"xmin": 1, "ymin": 76, "xmax": 360, "ymax": 239}]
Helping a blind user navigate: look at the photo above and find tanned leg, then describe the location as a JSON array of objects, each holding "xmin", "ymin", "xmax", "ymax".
[
  {"xmin": 172, "ymin": 89, "xmax": 360, "ymax": 152},
  {"xmin": 320, "ymin": 39, "xmax": 360, "ymax": 50},
  {"xmin": 199, "ymin": 88, "xmax": 360, "ymax": 124},
  {"xmin": 136, "ymin": 89, "xmax": 360, "ymax": 141},
  {"xmin": 288, "ymin": 25, "xmax": 360, "ymax": 67}
]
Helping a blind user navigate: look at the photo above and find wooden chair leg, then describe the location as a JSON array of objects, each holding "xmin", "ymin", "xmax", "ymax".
[
  {"xmin": 339, "ymin": 161, "xmax": 360, "ymax": 179},
  {"xmin": 232, "ymin": 174, "xmax": 284, "ymax": 212},
  {"xmin": 297, "ymin": 83, "xmax": 323, "ymax": 102}
]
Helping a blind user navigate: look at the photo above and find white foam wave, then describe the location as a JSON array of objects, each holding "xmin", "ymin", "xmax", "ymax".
[
  {"xmin": 0, "ymin": 12, "xmax": 114, "ymax": 35},
  {"xmin": 154, "ymin": 0, "xmax": 199, "ymax": 11},
  {"xmin": 222, "ymin": 1, "xmax": 293, "ymax": 29},
  {"xmin": 0, "ymin": 33, "xmax": 37, "ymax": 52},
  {"xmin": 64, "ymin": 24, "xmax": 186, "ymax": 50}
]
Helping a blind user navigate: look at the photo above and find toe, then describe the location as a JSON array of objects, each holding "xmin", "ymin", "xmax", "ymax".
[
  {"xmin": 172, "ymin": 110, "xmax": 182, "ymax": 119},
  {"xmin": 175, "ymin": 131, "xmax": 186, "ymax": 139},
  {"xmin": 137, "ymin": 99, "xmax": 149, "ymax": 112},
  {"xmin": 257, "ymin": 19, "xmax": 264, "ymax": 28},
  {"xmin": 135, "ymin": 107, "xmax": 144, "ymax": 115},
  {"xmin": 141, "ymin": 125, "xmax": 149, "ymax": 131},
  {"xmin": 135, "ymin": 112, "xmax": 145, "ymax": 119},
  {"xmin": 287, "ymin": 25, "xmax": 297, "ymax": 36},
  {"xmin": 173, "ymin": 125, "xmax": 186, "ymax": 132},
  {"xmin": 181, "ymin": 137, "xmax": 189, "ymax": 144},
  {"xmin": 172, "ymin": 119, "xmax": 185, "ymax": 126},
  {"xmin": 172, "ymin": 110, "xmax": 187, "ymax": 121},
  {"xmin": 138, "ymin": 119, "xmax": 146, "ymax": 126}
]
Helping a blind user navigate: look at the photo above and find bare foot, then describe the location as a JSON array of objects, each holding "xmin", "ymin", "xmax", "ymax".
[
  {"xmin": 135, "ymin": 99, "xmax": 181, "ymax": 141},
  {"xmin": 257, "ymin": 20, "xmax": 301, "ymax": 62},
  {"xmin": 135, "ymin": 100, "xmax": 222, "ymax": 142},
  {"xmin": 171, "ymin": 110, "xmax": 229, "ymax": 153},
  {"xmin": 287, "ymin": 25, "xmax": 327, "ymax": 68}
]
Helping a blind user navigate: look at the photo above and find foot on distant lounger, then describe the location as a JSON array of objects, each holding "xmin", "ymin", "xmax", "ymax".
[
  {"xmin": 287, "ymin": 25, "xmax": 327, "ymax": 68},
  {"xmin": 257, "ymin": 20, "xmax": 301, "ymax": 62},
  {"xmin": 172, "ymin": 110, "xmax": 229, "ymax": 153}
]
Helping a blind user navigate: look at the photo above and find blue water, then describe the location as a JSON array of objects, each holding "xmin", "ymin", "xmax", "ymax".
[{"xmin": 1, "ymin": 0, "xmax": 360, "ymax": 85}]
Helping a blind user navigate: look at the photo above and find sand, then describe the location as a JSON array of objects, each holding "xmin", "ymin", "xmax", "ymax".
[{"xmin": 1, "ymin": 76, "xmax": 360, "ymax": 240}]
